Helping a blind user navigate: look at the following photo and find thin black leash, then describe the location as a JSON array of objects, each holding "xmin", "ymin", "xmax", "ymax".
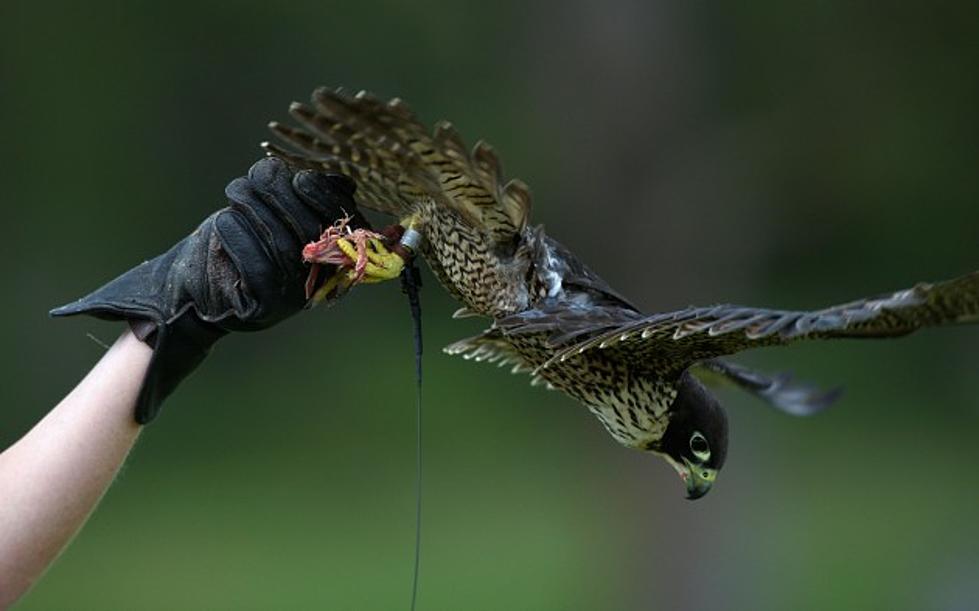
[{"xmin": 400, "ymin": 261, "xmax": 423, "ymax": 611}]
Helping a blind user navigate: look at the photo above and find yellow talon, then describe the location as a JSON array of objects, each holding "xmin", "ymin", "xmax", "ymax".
[
  {"xmin": 333, "ymin": 238, "xmax": 358, "ymax": 266},
  {"xmin": 364, "ymin": 238, "xmax": 389, "ymax": 265},
  {"xmin": 400, "ymin": 214, "xmax": 423, "ymax": 234},
  {"xmin": 335, "ymin": 235, "xmax": 405, "ymax": 282},
  {"xmin": 366, "ymin": 247, "xmax": 406, "ymax": 280}
]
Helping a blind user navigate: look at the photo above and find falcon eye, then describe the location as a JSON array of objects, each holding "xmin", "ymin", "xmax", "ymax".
[{"xmin": 689, "ymin": 431, "xmax": 711, "ymax": 461}]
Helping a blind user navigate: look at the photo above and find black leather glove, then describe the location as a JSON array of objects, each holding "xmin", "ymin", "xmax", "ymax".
[{"xmin": 51, "ymin": 157, "xmax": 368, "ymax": 424}]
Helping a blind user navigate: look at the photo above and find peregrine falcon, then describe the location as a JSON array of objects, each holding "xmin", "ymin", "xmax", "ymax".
[{"xmin": 264, "ymin": 87, "xmax": 978, "ymax": 499}]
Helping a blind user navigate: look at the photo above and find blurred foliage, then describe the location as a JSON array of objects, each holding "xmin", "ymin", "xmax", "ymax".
[{"xmin": 2, "ymin": 0, "xmax": 977, "ymax": 609}]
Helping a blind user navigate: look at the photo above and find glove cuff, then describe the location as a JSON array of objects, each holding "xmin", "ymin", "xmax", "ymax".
[
  {"xmin": 133, "ymin": 310, "xmax": 228, "ymax": 424},
  {"xmin": 129, "ymin": 319, "xmax": 158, "ymax": 343}
]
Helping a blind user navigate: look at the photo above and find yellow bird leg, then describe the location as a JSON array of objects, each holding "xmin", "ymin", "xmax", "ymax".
[
  {"xmin": 400, "ymin": 214, "xmax": 423, "ymax": 232},
  {"xmin": 310, "ymin": 271, "xmax": 348, "ymax": 304}
]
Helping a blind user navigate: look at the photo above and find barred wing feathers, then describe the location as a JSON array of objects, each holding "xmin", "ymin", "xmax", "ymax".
[
  {"xmin": 543, "ymin": 270, "xmax": 979, "ymax": 375},
  {"xmin": 263, "ymin": 87, "xmax": 531, "ymax": 243}
]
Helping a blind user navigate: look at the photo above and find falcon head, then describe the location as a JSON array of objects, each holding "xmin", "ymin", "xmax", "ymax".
[{"xmin": 654, "ymin": 370, "xmax": 729, "ymax": 500}]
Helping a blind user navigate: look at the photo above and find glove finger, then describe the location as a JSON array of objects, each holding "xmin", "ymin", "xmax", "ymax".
[
  {"xmin": 293, "ymin": 171, "xmax": 370, "ymax": 230},
  {"xmin": 247, "ymin": 157, "xmax": 325, "ymax": 245},
  {"xmin": 212, "ymin": 207, "xmax": 281, "ymax": 284},
  {"xmin": 225, "ymin": 175, "xmax": 297, "ymax": 273},
  {"xmin": 212, "ymin": 208, "xmax": 304, "ymax": 326}
]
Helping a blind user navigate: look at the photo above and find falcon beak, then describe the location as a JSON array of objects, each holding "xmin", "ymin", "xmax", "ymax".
[
  {"xmin": 682, "ymin": 457, "xmax": 716, "ymax": 500},
  {"xmin": 664, "ymin": 456, "xmax": 716, "ymax": 500}
]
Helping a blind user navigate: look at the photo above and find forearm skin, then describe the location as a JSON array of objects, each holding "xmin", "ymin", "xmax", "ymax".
[{"xmin": 0, "ymin": 329, "xmax": 149, "ymax": 607}]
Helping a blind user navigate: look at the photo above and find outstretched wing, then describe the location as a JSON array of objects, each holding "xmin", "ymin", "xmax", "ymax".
[
  {"xmin": 691, "ymin": 359, "xmax": 842, "ymax": 416},
  {"xmin": 263, "ymin": 87, "xmax": 532, "ymax": 243},
  {"xmin": 443, "ymin": 328, "xmax": 556, "ymax": 389},
  {"xmin": 542, "ymin": 270, "xmax": 979, "ymax": 375}
]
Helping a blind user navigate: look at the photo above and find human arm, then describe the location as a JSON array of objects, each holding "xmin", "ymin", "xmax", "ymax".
[
  {"xmin": 0, "ymin": 158, "xmax": 382, "ymax": 606},
  {"xmin": 0, "ymin": 330, "xmax": 150, "ymax": 607}
]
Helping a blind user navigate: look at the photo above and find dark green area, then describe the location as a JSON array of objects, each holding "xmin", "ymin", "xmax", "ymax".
[{"xmin": 2, "ymin": 1, "xmax": 977, "ymax": 608}]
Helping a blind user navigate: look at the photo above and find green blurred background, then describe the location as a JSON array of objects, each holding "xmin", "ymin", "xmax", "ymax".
[{"xmin": 2, "ymin": 1, "xmax": 978, "ymax": 609}]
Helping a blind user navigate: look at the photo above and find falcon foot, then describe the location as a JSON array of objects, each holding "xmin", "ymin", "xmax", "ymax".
[{"xmin": 302, "ymin": 216, "xmax": 419, "ymax": 304}]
